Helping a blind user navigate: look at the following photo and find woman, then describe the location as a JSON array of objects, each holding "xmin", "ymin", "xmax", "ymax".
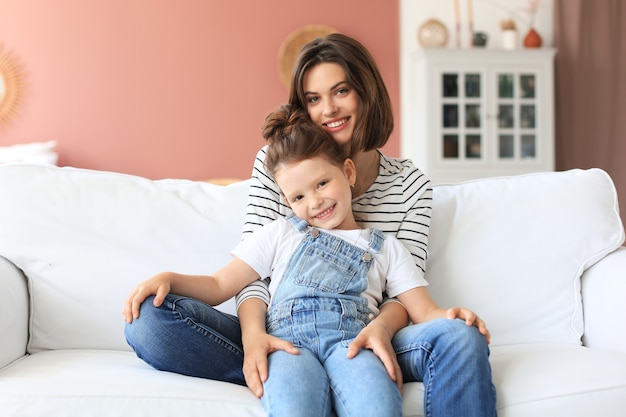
[{"xmin": 237, "ymin": 34, "xmax": 496, "ymax": 417}]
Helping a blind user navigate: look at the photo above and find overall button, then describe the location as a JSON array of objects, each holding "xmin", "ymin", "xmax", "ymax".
[{"xmin": 310, "ymin": 228, "xmax": 320, "ymax": 237}]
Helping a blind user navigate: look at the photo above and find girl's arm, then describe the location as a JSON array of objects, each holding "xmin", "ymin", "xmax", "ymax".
[
  {"xmin": 123, "ymin": 258, "xmax": 259, "ymax": 323},
  {"xmin": 347, "ymin": 301, "xmax": 408, "ymax": 391},
  {"xmin": 397, "ymin": 287, "xmax": 491, "ymax": 344}
]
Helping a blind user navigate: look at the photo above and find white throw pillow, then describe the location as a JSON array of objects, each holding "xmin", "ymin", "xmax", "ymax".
[
  {"xmin": 0, "ymin": 164, "xmax": 249, "ymax": 353},
  {"xmin": 425, "ymin": 169, "xmax": 624, "ymax": 346},
  {"xmin": 0, "ymin": 140, "xmax": 58, "ymax": 165}
]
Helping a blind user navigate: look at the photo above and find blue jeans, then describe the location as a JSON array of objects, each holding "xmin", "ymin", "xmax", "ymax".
[
  {"xmin": 394, "ymin": 318, "xmax": 497, "ymax": 417},
  {"xmin": 125, "ymin": 297, "xmax": 496, "ymax": 417},
  {"xmin": 125, "ymin": 294, "xmax": 246, "ymax": 385},
  {"xmin": 263, "ymin": 297, "xmax": 402, "ymax": 417},
  {"xmin": 125, "ymin": 294, "xmax": 496, "ymax": 417}
]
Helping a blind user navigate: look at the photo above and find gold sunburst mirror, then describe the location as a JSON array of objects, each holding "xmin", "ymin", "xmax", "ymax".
[{"xmin": 0, "ymin": 45, "xmax": 25, "ymax": 129}]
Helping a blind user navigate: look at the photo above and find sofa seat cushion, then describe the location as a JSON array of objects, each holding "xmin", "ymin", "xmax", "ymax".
[
  {"xmin": 2, "ymin": 346, "xmax": 624, "ymax": 417},
  {"xmin": 489, "ymin": 344, "xmax": 626, "ymax": 416},
  {"xmin": 0, "ymin": 350, "xmax": 265, "ymax": 417}
]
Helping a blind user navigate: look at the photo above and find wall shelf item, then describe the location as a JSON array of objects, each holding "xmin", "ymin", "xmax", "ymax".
[
  {"xmin": 277, "ymin": 25, "xmax": 338, "ymax": 88},
  {"xmin": 417, "ymin": 18, "xmax": 448, "ymax": 48},
  {"xmin": 403, "ymin": 48, "xmax": 556, "ymax": 184}
]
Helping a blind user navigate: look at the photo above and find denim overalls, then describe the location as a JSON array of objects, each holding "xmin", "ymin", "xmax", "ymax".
[
  {"xmin": 261, "ymin": 216, "xmax": 403, "ymax": 417},
  {"xmin": 266, "ymin": 215, "xmax": 384, "ymax": 350}
]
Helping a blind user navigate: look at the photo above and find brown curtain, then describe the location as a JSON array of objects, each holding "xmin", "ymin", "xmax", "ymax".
[{"xmin": 554, "ymin": 0, "xmax": 626, "ymax": 227}]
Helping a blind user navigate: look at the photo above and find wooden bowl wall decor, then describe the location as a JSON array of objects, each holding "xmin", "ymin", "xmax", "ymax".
[{"xmin": 277, "ymin": 25, "xmax": 338, "ymax": 88}]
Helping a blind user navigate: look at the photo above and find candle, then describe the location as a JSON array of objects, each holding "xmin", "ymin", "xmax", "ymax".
[
  {"xmin": 467, "ymin": 0, "xmax": 474, "ymax": 46},
  {"xmin": 454, "ymin": 0, "xmax": 461, "ymax": 48}
]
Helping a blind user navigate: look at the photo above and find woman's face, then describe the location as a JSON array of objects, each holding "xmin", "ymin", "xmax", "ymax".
[{"xmin": 302, "ymin": 63, "xmax": 360, "ymax": 149}]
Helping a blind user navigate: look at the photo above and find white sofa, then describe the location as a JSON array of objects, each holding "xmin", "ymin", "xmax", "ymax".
[{"xmin": 1, "ymin": 164, "xmax": 625, "ymax": 417}]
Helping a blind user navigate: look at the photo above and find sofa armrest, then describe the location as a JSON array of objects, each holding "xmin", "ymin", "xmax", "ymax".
[
  {"xmin": 581, "ymin": 246, "xmax": 626, "ymax": 352},
  {"xmin": 0, "ymin": 256, "xmax": 29, "ymax": 368}
]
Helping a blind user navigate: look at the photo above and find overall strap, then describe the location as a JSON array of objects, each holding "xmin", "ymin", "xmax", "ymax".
[
  {"xmin": 368, "ymin": 229, "xmax": 384, "ymax": 253},
  {"xmin": 287, "ymin": 215, "xmax": 309, "ymax": 232}
]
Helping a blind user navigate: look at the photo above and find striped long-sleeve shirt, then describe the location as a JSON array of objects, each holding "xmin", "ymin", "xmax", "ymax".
[{"xmin": 235, "ymin": 146, "xmax": 433, "ymax": 309}]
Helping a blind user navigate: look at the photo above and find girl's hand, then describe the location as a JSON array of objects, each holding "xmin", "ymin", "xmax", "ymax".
[
  {"xmin": 446, "ymin": 307, "xmax": 491, "ymax": 344},
  {"xmin": 123, "ymin": 272, "xmax": 173, "ymax": 323},
  {"xmin": 242, "ymin": 331, "xmax": 299, "ymax": 398},
  {"xmin": 347, "ymin": 321, "xmax": 403, "ymax": 393}
]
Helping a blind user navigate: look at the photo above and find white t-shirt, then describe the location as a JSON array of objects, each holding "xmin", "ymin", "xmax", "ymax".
[{"xmin": 231, "ymin": 217, "xmax": 428, "ymax": 315}]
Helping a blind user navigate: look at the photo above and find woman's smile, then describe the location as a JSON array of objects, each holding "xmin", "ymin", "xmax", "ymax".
[{"xmin": 324, "ymin": 117, "xmax": 350, "ymax": 131}]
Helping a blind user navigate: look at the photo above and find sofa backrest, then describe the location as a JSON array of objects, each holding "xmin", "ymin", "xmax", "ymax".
[
  {"xmin": 0, "ymin": 165, "xmax": 623, "ymax": 352},
  {"xmin": 425, "ymin": 169, "xmax": 624, "ymax": 346},
  {"xmin": 0, "ymin": 165, "xmax": 248, "ymax": 353}
]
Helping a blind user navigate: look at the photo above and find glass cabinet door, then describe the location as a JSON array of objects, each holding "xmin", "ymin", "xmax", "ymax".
[
  {"xmin": 409, "ymin": 49, "xmax": 555, "ymax": 184},
  {"xmin": 496, "ymin": 72, "xmax": 538, "ymax": 161},
  {"xmin": 440, "ymin": 72, "xmax": 483, "ymax": 161}
]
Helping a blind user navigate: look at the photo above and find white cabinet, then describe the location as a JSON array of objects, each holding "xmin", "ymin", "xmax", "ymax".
[{"xmin": 402, "ymin": 48, "xmax": 556, "ymax": 184}]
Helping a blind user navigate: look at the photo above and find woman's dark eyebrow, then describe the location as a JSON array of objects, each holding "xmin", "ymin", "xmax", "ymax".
[{"xmin": 304, "ymin": 81, "xmax": 348, "ymax": 96}]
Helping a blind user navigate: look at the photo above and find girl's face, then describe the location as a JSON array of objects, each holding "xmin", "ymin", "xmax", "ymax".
[
  {"xmin": 302, "ymin": 63, "xmax": 360, "ymax": 150},
  {"xmin": 275, "ymin": 155, "xmax": 358, "ymax": 230}
]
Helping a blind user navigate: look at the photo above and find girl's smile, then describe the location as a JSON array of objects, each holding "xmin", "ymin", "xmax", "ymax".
[{"xmin": 313, "ymin": 203, "xmax": 336, "ymax": 220}]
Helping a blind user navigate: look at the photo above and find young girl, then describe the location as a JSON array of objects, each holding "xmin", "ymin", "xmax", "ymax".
[{"xmin": 124, "ymin": 104, "xmax": 489, "ymax": 417}]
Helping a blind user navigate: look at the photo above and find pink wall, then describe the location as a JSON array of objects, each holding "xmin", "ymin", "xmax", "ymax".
[{"xmin": 0, "ymin": 0, "xmax": 399, "ymax": 180}]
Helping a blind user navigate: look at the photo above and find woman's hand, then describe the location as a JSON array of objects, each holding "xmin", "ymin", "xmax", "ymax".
[
  {"xmin": 347, "ymin": 320, "xmax": 403, "ymax": 393},
  {"xmin": 446, "ymin": 307, "xmax": 491, "ymax": 344},
  {"xmin": 242, "ymin": 331, "xmax": 299, "ymax": 398},
  {"xmin": 123, "ymin": 272, "xmax": 173, "ymax": 323}
]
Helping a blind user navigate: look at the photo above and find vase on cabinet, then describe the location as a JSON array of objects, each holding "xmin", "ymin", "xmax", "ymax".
[
  {"xmin": 502, "ymin": 30, "xmax": 518, "ymax": 50},
  {"xmin": 523, "ymin": 27, "xmax": 542, "ymax": 48}
]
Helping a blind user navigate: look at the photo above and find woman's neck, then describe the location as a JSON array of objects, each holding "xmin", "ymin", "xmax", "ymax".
[{"xmin": 351, "ymin": 150, "xmax": 380, "ymax": 198}]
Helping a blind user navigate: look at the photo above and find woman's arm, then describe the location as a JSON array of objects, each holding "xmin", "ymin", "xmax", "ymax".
[
  {"xmin": 241, "ymin": 146, "xmax": 291, "ymax": 236},
  {"xmin": 395, "ymin": 165, "xmax": 433, "ymax": 275},
  {"xmin": 345, "ymin": 158, "xmax": 434, "ymax": 390}
]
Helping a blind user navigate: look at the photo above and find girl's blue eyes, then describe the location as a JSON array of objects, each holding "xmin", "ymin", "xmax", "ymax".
[{"xmin": 289, "ymin": 181, "xmax": 328, "ymax": 203}]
